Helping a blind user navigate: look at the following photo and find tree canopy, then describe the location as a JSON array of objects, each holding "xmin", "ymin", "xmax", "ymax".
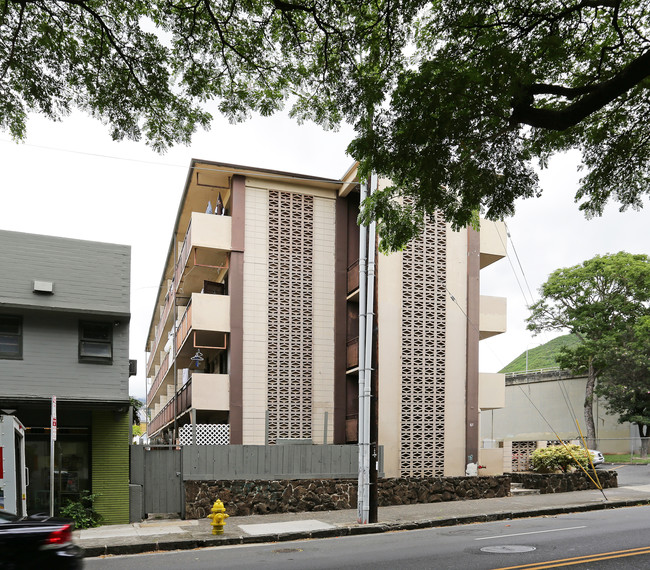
[
  {"xmin": 3, "ymin": 1, "xmax": 650, "ymax": 244},
  {"xmin": 527, "ymin": 252, "xmax": 650, "ymax": 446},
  {"xmin": 595, "ymin": 317, "xmax": 650, "ymax": 454}
]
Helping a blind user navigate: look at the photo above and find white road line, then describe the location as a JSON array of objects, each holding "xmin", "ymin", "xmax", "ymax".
[{"xmin": 474, "ymin": 525, "xmax": 587, "ymax": 541}]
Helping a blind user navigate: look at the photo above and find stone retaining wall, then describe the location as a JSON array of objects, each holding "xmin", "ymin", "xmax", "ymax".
[
  {"xmin": 185, "ymin": 475, "xmax": 511, "ymax": 519},
  {"xmin": 510, "ymin": 470, "xmax": 618, "ymax": 493}
]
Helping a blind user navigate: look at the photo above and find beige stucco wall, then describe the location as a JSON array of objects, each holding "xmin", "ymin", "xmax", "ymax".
[
  {"xmin": 482, "ymin": 376, "xmax": 633, "ymax": 454},
  {"xmin": 478, "ymin": 448, "xmax": 504, "ymax": 476},
  {"xmin": 242, "ymin": 186, "xmax": 269, "ymax": 444},
  {"xmin": 479, "ymin": 295, "xmax": 507, "ymax": 339},
  {"xmin": 479, "ymin": 373, "xmax": 506, "ymax": 410},
  {"xmin": 191, "ymin": 292, "xmax": 230, "ymax": 332},
  {"xmin": 311, "ymin": 196, "xmax": 337, "ymax": 443},
  {"xmin": 479, "ymin": 220, "xmax": 507, "ymax": 269},
  {"xmin": 191, "ymin": 211, "xmax": 232, "ymax": 250},
  {"xmin": 377, "ymin": 249, "xmax": 403, "ymax": 477},
  {"xmin": 192, "ymin": 373, "xmax": 230, "ymax": 411},
  {"xmin": 444, "ymin": 225, "xmax": 468, "ymax": 476}
]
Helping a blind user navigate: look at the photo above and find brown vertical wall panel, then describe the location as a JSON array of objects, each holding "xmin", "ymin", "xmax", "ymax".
[
  {"xmin": 333, "ymin": 196, "xmax": 349, "ymax": 443},
  {"xmin": 229, "ymin": 175, "xmax": 246, "ymax": 444}
]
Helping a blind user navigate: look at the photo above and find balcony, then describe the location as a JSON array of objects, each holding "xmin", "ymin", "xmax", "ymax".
[
  {"xmin": 147, "ymin": 352, "xmax": 169, "ymax": 407},
  {"xmin": 146, "ymin": 212, "xmax": 231, "ymax": 377},
  {"xmin": 479, "ymin": 220, "xmax": 507, "ymax": 269},
  {"xmin": 148, "ymin": 372, "xmax": 229, "ymax": 436},
  {"xmin": 479, "ymin": 372, "xmax": 506, "ymax": 410},
  {"xmin": 176, "ymin": 293, "xmax": 230, "ymax": 355},
  {"xmin": 148, "ymin": 379, "xmax": 191, "ymax": 436},
  {"xmin": 479, "ymin": 295, "xmax": 507, "ymax": 340},
  {"xmin": 175, "ymin": 212, "xmax": 231, "ymax": 294}
]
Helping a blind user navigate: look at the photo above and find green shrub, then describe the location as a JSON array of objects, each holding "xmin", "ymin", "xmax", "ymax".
[
  {"xmin": 60, "ymin": 491, "xmax": 103, "ymax": 529},
  {"xmin": 530, "ymin": 444, "xmax": 590, "ymax": 473}
]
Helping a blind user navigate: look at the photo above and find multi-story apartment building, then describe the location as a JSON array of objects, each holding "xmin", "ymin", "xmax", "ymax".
[
  {"xmin": 0, "ymin": 230, "xmax": 132, "ymax": 523},
  {"xmin": 145, "ymin": 159, "xmax": 507, "ymax": 477}
]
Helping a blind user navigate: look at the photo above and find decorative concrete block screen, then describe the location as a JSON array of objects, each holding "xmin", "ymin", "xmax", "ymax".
[
  {"xmin": 267, "ymin": 190, "xmax": 314, "ymax": 443},
  {"xmin": 400, "ymin": 212, "xmax": 447, "ymax": 477},
  {"xmin": 179, "ymin": 424, "xmax": 230, "ymax": 445},
  {"xmin": 511, "ymin": 441, "xmax": 537, "ymax": 472}
]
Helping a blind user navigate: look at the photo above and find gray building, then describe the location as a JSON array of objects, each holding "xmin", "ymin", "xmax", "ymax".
[{"xmin": 0, "ymin": 229, "xmax": 131, "ymax": 524}]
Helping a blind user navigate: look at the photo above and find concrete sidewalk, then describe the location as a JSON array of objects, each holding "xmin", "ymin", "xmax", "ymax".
[{"xmin": 76, "ymin": 483, "xmax": 650, "ymax": 558}]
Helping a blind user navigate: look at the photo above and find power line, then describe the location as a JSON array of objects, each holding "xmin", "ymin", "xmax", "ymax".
[
  {"xmin": 445, "ymin": 286, "xmax": 507, "ymax": 370},
  {"xmin": 0, "ymin": 138, "xmax": 347, "ymax": 185},
  {"xmin": 504, "ymin": 222, "xmax": 536, "ymax": 304},
  {"xmin": 494, "ymin": 222, "xmax": 532, "ymax": 308}
]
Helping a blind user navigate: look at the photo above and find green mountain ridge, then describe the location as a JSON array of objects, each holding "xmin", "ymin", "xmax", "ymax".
[{"xmin": 499, "ymin": 334, "xmax": 581, "ymax": 374}]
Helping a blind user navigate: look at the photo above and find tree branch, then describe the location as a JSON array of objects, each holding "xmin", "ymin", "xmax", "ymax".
[{"xmin": 510, "ymin": 48, "xmax": 650, "ymax": 130}]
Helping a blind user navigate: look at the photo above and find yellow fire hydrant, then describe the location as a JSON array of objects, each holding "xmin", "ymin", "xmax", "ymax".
[{"xmin": 207, "ymin": 499, "xmax": 229, "ymax": 535}]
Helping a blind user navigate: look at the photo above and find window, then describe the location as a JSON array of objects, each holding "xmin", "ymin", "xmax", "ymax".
[
  {"xmin": 79, "ymin": 322, "xmax": 112, "ymax": 363},
  {"xmin": 0, "ymin": 315, "xmax": 22, "ymax": 359}
]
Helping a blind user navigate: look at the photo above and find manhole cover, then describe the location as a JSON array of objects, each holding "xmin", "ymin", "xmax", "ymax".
[{"xmin": 481, "ymin": 545, "xmax": 536, "ymax": 554}]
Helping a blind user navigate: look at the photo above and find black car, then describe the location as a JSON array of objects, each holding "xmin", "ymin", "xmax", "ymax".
[{"xmin": 0, "ymin": 510, "xmax": 83, "ymax": 569}]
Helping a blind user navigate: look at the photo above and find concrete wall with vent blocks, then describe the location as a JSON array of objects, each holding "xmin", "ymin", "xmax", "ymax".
[
  {"xmin": 266, "ymin": 190, "xmax": 315, "ymax": 443},
  {"xmin": 398, "ymin": 213, "xmax": 448, "ymax": 477}
]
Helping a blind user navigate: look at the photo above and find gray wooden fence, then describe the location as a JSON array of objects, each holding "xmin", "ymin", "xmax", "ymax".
[
  {"xmin": 182, "ymin": 444, "xmax": 381, "ymax": 480},
  {"xmin": 130, "ymin": 445, "xmax": 183, "ymax": 517},
  {"xmin": 131, "ymin": 444, "xmax": 383, "ymax": 518}
]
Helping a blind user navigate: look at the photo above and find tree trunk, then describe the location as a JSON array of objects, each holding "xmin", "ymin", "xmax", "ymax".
[{"xmin": 584, "ymin": 359, "xmax": 597, "ymax": 449}]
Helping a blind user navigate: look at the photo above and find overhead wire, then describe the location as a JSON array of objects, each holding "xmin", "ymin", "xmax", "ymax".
[
  {"xmin": 494, "ymin": 222, "xmax": 533, "ymax": 308},
  {"xmin": 445, "ymin": 285, "xmax": 507, "ymax": 370},
  {"xmin": 0, "ymin": 138, "xmax": 346, "ymax": 185},
  {"xmin": 504, "ymin": 221, "xmax": 536, "ymax": 304}
]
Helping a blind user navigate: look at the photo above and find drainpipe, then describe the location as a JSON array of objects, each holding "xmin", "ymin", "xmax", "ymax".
[{"xmin": 357, "ymin": 178, "xmax": 368, "ymax": 524}]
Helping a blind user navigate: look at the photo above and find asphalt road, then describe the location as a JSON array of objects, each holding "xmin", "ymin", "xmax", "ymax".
[
  {"xmin": 609, "ymin": 463, "xmax": 650, "ymax": 487},
  {"xmin": 87, "ymin": 504, "xmax": 650, "ymax": 569}
]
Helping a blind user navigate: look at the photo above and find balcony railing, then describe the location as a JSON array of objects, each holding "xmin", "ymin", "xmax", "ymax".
[
  {"xmin": 147, "ymin": 352, "xmax": 169, "ymax": 407},
  {"xmin": 175, "ymin": 301, "xmax": 193, "ymax": 354},
  {"xmin": 147, "ymin": 284, "xmax": 176, "ymax": 376},
  {"xmin": 347, "ymin": 260, "xmax": 359, "ymax": 294},
  {"xmin": 174, "ymin": 221, "xmax": 193, "ymax": 292},
  {"xmin": 346, "ymin": 337, "xmax": 359, "ymax": 370},
  {"xmin": 148, "ymin": 378, "xmax": 193, "ymax": 436}
]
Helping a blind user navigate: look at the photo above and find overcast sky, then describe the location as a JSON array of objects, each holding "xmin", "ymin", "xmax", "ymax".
[{"xmin": 2, "ymin": 111, "xmax": 648, "ymax": 401}]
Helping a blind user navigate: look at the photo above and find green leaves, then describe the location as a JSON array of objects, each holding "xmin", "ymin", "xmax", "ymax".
[
  {"xmin": 530, "ymin": 445, "xmax": 591, "ymax": 474},
  {"xmin": 529, "ymin": 252, "xmax": 650, "ymax": 439},
  {"xmin": 3, "ymin": 1, "xmax": 650, "ymax": 244}
]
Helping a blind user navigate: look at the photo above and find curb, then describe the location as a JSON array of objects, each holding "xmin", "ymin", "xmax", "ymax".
[{"xmin": 82, "ymin": 498, "xmax": 650, "ymax": 558}]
